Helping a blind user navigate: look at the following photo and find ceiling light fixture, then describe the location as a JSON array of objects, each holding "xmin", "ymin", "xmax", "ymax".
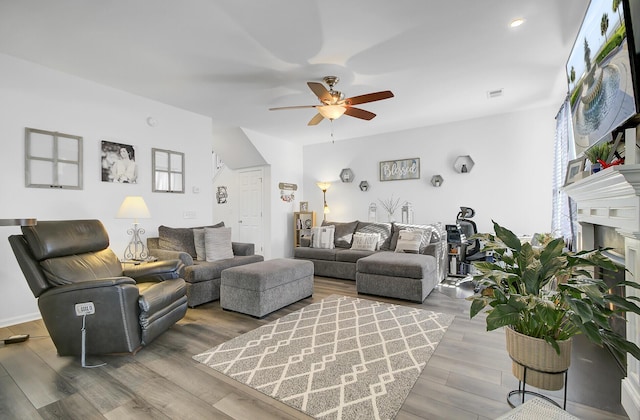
[
  {"xmin": 510, "ymin": 18, "xmax": 525, "ymax": 28},
  {"xmin": 317, "ymin": 105, "xmax": 347, "ymax": 120}
]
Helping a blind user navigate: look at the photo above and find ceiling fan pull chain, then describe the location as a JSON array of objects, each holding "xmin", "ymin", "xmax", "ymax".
[{"xmin": 330, "ymin": 119, "xmax": 335, "ymax": 143}]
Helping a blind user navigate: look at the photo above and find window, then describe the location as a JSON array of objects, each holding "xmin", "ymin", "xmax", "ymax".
[
  {"xmin": 25, "ymin": 128, "xmax": 83, "ymax": 189},
  {"xmin": 152, "ymin": 148, "xmax": 184, "ymax": 193}
]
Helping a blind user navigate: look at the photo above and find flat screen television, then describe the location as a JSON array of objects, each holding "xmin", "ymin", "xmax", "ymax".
[{"xmin": 566, "ymin": 0, "xmax": 638, "ymax": 154}]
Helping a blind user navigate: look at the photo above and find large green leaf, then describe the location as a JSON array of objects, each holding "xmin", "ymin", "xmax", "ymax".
[
  {"xmin": 493, "ymin": 221, "xmax": 522, "ymax": 252},
  {"xmin": 469, "ymin": 298, "xmax": 488, "ymax": 318},
  {"xmin": 605, "ymin": 294, "xmax": 640, "ymax": 315},
  {"xmin": 485, "ymin": 304, "xmax": 522, "ymax": 330},
  {"xmin": 601, "ymin": 330, "xmax": 640, "ymax": 361}
]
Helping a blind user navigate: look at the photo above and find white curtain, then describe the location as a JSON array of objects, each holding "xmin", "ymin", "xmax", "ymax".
[{"xmin": 551, "ymin": 98, "xmax": 578, "ymax": 249}]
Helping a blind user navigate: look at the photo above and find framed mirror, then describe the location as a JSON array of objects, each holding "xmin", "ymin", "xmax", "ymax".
[
  {"xmin": 25, "ymin": 127, "xmax": 83, "ymax": 189},
  {"xmin": 152, "ymin": 148, "xmax": 184, "ymax": 193}
]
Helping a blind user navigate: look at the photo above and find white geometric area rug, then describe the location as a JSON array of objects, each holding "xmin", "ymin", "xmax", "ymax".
[{"xmin": 193, "ymin": 295, "xmax": 454, "ymax": 420}]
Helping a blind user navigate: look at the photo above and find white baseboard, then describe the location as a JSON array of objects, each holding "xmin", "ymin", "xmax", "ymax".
[
  {"xmin": 622, "ymin": 377, "xmax": 640, "ymax": 420},
  {"xmin": 0, "ymin": 312, "xmax": 41, "ymax": 328}
]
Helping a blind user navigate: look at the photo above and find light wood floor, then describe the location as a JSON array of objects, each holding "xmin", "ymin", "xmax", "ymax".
[{"xmin": 0, "ymin": 277, "xmax": 629, "ymax": 419}]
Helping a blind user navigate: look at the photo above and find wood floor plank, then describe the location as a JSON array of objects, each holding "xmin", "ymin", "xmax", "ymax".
[
  {"xmin": 37, "ymin": 392, "xmax": 104, "ymax": 420},
  {"xmin": 0, "ymin": 375, "xmax": 42, "ymax": 419},
  {"xmin": 0, "ymin": 342, "xmax": 76, "ymax": 409}
]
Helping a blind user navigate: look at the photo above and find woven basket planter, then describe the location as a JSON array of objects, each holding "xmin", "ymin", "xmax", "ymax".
[{"xmin": 505, "ymin": 327, "xmax": 572, "ymax": 391}]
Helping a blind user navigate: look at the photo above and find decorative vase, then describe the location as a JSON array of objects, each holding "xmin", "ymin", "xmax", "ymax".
[
  {"xmin": 505, "ymin": 327, "xmax": 572, "ymax": 391},
  {"xmin": 387, "ymin": 213, "xmax": 395, "ymax": 222},
  {"xmin": 591, "ymin": 162, "xmax": 602, "ymax": 174}
]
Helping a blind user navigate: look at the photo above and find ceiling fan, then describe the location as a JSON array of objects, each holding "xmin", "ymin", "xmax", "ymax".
[{"xmin": 269, "ymin": 76, "xmax": 394, "ymax": 126}]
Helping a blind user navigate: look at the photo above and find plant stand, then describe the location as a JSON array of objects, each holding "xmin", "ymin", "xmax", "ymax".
[{"xmin": 507, "ymin": 360, "xmax": 568, "ymax": 410}]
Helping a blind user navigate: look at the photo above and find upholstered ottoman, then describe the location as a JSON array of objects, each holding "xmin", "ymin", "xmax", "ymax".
[
  {"xmin": 220, "ymin": 258, "xmax": 314, "ymax": 317},
  {"xmin": 356, "ymin": 251, "xmax": 438, "ymax": 302}
]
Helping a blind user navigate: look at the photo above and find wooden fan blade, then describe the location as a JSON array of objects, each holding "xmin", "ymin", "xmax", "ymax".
[
  {"xmin": 345, "ymin": 90, "xmax": 394, "ymax": 106},
  {"xmin": 344, "ymin": 107, "xmax": 376, "ymax": 120},
  {"xmin": 269, "ymin": 105, "xmax": 317, "ymax": 111},
  {"xmin": 308, "ymin": 113, "xmax": 325, "ymax": 126},
  {"xmin": 307, "ymin": 82, "xmax": 332, "ymax": 103}
]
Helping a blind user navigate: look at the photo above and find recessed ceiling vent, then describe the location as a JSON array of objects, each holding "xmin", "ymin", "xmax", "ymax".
[{"xmin": 487, "ymin": 89, "xmax": 503, "ymax": 99}]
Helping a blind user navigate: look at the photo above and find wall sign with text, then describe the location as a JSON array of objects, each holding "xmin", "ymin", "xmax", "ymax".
[{"xmin": 379, "ymin": 158, "xmax": 420, "ymax": 181}]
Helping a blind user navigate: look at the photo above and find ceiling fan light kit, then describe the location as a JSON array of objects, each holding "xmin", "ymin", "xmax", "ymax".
[{"xmin": 269, "ymin": 75, "xmax": 394, "ymax": 126}]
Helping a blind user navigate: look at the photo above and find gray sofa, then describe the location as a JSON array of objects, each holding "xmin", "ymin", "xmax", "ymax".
[
  {"xmin": 147, "ymin": 224, "xmax": 264, "ymax": 307},
  {"xmin": 293, "ymin": 220, "xmax": 447, "ymax": 301}
]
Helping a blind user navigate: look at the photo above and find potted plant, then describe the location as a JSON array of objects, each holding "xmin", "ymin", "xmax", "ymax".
[
  {"xmin": 584, "ymin": 142, "xmax": 612, "ymax": 173},
  {"xmin": 468, "ymin": 221, "xmax": 640, "ymax": 390}
]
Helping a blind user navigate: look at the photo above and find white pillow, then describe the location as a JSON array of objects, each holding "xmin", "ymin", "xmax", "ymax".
[
  {"xmin": 350, "ymin": 232, "xmax": 380, "ymax": 251},
  {"xmin": 311, "ymin": 226, "xmax": 335, "ymax": 249},
  {"xmin": 204, "ymin": 227, "xmax": 234, "ymax": 261},
  {"xmin": 395, "ymin": 229, "xmax": 424, "ymax": 253},
  {"xmin": 193, "ymin": 228, "xmax": 206, "ymax": 260}
]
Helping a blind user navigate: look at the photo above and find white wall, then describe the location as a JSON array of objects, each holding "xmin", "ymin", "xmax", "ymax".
[
  {"xmin": 245, "ymin": 129, "xmax": 304, "ymax": 258},
  {"xmin": 303, "ymin": 106, "xmax": 557, "ymax": 236},
  {"xmin": 0, "ymin": 53, "xmax": 214, "ymax": 327}
]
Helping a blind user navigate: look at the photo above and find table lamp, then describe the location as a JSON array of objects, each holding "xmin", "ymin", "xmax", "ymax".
[{"xmin": 116, "ymin": 196, "xmax": 151, "ymax": 261}]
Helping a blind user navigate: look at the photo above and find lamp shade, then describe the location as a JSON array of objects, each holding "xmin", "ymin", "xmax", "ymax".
[
  {"xmin": 116, "ymin": 196, "xmax": 151, "ymax": 220},
  {"xmin": 317, "ymin": 105, "xmax": 346, "ymax": 120},
  {"xmin": 316, "ymin": 182, "xmax": 331, "ymax": 191}
]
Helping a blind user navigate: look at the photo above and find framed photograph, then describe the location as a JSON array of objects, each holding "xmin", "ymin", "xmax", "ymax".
[
  {"xmin": 564, "ymin": 157, "xmax": 586, "ymax": 186},
  {"xmin": 379, "ymin": 158, "xmax": 420, "ymax": 181},
  {"xmin": 101, "ymin": 140, "xmax": 138, "ymax": 183},
  {"xmin": 300, "ymin": 201, "xmax": 308, "ymax": 212}
]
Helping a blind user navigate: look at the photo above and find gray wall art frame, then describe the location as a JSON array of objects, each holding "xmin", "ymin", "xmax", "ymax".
[
  {"xmin": 379, "ymin": 158, "xmax": 420, "ymax": 181},
  {"xmin": 25, "ymin": 127, "xmax": 83, "ymax": 190}
]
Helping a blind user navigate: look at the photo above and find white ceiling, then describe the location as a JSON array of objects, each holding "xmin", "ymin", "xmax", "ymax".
[{"xmin": 0, "ymin": 0, "xmax": 588, "ymax": 145}]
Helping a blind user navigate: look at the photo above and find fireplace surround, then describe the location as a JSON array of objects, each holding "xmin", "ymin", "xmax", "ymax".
[{"xmin": 565, "ymin": 128, "xmax": 640, "ymax": 419}]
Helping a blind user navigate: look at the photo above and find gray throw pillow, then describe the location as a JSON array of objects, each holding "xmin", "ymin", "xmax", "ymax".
[
  {"xmin": 193, "ymin": 229, "xmax": 206, "ymax": 260},
  {"xmin": 204, "ymin": 227, "xmax": 234, "ymax": 261},
  {"xmin": 158, "ymin": 226, "xmax": 197, "ymax": 257}
]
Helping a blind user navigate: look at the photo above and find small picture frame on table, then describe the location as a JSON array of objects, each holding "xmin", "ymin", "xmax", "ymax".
[
  {"xmin": 564, "ymin": 157, "xmax": 586, "ymax": 186},
  {"xmin": 300, "ymin": 201, "xmax": 308, "ymax": 212}
]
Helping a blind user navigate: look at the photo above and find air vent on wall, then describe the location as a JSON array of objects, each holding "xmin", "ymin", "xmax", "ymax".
[{"xmin": 487, "ymin": 89, "xmax": 503, "ymax": 99}]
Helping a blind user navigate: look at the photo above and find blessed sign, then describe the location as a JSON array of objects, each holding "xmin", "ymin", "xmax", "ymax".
[{"xmin": 379, "ymin": 158, "xmax": 420, "ymax": 181}]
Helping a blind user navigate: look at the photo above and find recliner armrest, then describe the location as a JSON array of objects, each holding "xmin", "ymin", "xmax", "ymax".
[
  {"xmin": 232, "ymin": 242, "xmax": 255, "ymax": 256},
  {"xmin": 148, "ymin": 248, "xmax": 194, "ymax": 266},
  {"xmin": 123, "ymin": 259, "xmax": 185, "ymax": 283}
]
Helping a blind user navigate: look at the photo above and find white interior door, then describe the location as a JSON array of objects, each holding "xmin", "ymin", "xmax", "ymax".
[{"xmin": 238, "ymin": 168, "xmax": 264, "ymax": 255}]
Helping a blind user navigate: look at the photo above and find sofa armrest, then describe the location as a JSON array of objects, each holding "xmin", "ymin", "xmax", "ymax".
[
  {"xmin": 422, "ymin": 243, "xmax": 437, "ymax": 258},
  {"xmin": 232, "ymin": 242, "xmax": 255, "ymax": 256},
  {"xmin": 123, "ymin": 259, "xmax": 185, "ymax": 283},
  {"xmin": 148, "ymin": 248, "xmax": 194, "ymax": 266}
]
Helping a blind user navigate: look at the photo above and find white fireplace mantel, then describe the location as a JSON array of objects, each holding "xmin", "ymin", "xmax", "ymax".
[
  {"xmin": 565, "ymin": 163, "xmax": 640, "ymax": 420},
  {"xmin": 564, "ymin": 164, "xmax": 640, "ymax": 234}
]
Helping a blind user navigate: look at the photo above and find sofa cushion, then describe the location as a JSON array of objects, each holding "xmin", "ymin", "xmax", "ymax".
[
  {"xmin": 322, "ymin": 220, "xmax": 358, "ymax": 248},
  {"xmin": 181, "ymin": 255, "xmax": 264, "ymax": 283},
  {"xmin": 350, "ymin": 232, "xmax": 380, "ymax": 251},
  {"xmin": 294, "ymin": 247, "xmax": 338, "ymax": 261},
  {"xmin": 204, "ymin": 227, "xmax": 234, "ymax": 261},
  {"xmin": 355, "ymin": 222, "xmax": 392, "ymax": 250},
  {"xmin": 357, "ymin": 251, "xmax": 436, "ymax": 279},
  {"xmin": 158, "ymin": 222, "xmax": 224, "ymax": 257},
  {"xmin": 335, "ymin": 249, "xmax": 376, "ymax": 263},
  {"xmin": 311, "ymin": 225, "xmax": 335, "ymax": 249}
]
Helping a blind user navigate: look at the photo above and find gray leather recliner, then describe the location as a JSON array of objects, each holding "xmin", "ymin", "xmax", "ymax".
[{"xmin": 9, "ymin": 219, "xmax": 188, "ymax": 356}]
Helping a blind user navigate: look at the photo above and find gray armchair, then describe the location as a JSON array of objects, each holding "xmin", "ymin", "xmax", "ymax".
[{"xmin": 9, "ymin": 219, "xmax": 188, "ymax": 356}]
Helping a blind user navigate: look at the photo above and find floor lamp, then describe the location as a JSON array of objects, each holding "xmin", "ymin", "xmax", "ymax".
[
  {"xmin": 116, "ymin": 196, "xmax": 151, "ymax": 261},
  {"xmin": 316, "ymin": 182, "xmax": 331, "ymax": 221}
]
